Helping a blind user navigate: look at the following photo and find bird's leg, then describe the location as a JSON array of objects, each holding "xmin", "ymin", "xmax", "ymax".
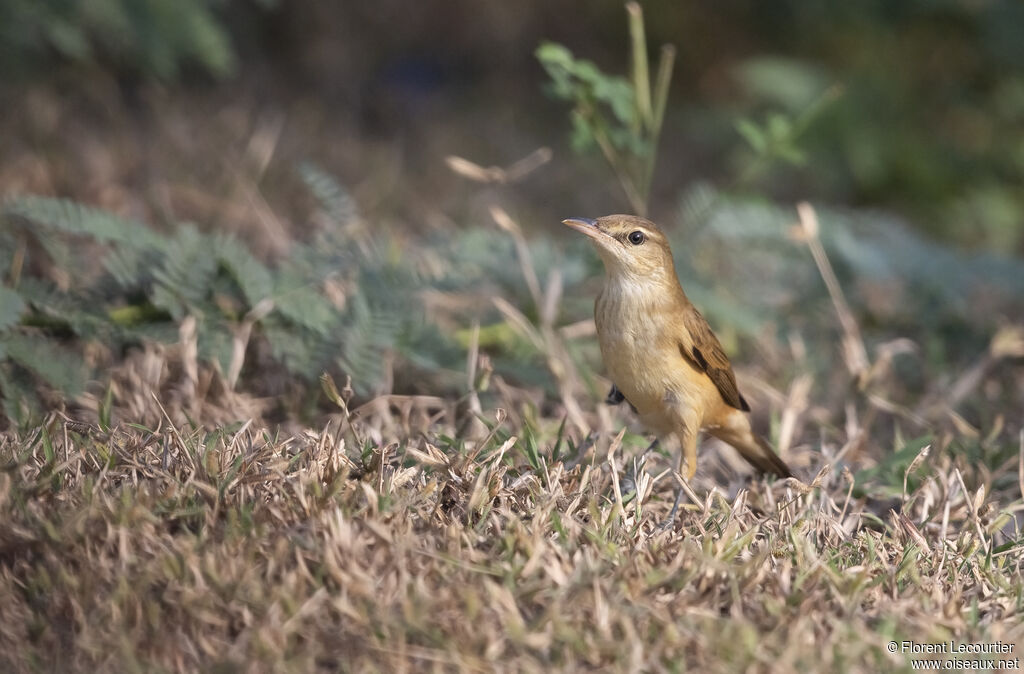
[
  {"xmin": 654, "ymin": 483, "xmax": 685, "ymax": 533},
  {"xmin": 659, "ymin": 434, "xmax": 695, "ymax": 533},
  {"xmin": 675, "ymin": 413, "xmax": 700, "ymax": 480}
]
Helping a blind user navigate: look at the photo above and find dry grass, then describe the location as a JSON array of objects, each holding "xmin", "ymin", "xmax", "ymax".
[
  {"xmin": 2, "ymin": 189, "xmax": 1023, "ymax": 671},
  {"xmin": 1, "ymin": 382, "xmax": 1022, "ymax": 673}
]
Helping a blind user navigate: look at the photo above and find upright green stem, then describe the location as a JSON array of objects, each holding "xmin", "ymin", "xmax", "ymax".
[
  {"xmin": 651, "ymin": 45, "xmax": 676, "ymax": 139},
  {"xmin": 627, "ymin": 2, "xmax": 652, "ymax": 131},
  {"xmin": 593, "ymin": 124, "xmax": 647, "ymax": 215},
  {"xmin": 641, "ymin": 44, "xmax": 677, "ymax": 209}
]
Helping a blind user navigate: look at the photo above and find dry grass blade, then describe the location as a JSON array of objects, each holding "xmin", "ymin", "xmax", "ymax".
[
  {"xmin": 227, "ymin": 297, "xmax": 275, "ymax": 390},
  {"xmin": 795, "ymin": 202, "xmax": 870, "ymax": 382},
  {"xmin": 921, "ymin": 325, "xmax": 1024, "ymax": 419},
  {"xmin": 489, "ymin": 208, "xmax": 589, "ymax": 431},
  {"xmin": 492, "ymin": 296, "xmax": 544, "ymax": 350},
  {"xmin": 607, "ymin": 428, "xmax": 627, "ymax": 521},
  {"xmin": 1019, "ymin": 429, "xmax": 1024, "ymax": 510},
  {"xmin": 445, "ymin": 147, "xmax": 552, "ymax": 184},
  {"xmin": 490, "ymin": 205, "xmax": 543, "ymax": 310},
  {"xmin": 902, "ymin": 443, "xmax": 930, "ymax": 504},
  {"xmin": 777, "ymin": 373, "xmax": 812, "ymax": 456}
]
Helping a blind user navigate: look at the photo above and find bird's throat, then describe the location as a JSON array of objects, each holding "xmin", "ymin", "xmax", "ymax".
[{"xmin": 597, "ymin": 274, "xmax": 679, "ymax": 321}]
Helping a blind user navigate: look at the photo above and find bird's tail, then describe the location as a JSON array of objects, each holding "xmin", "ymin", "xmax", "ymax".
[{"xmin": 711, "ymin": 427, "xmax": 793, "ymax": 479}]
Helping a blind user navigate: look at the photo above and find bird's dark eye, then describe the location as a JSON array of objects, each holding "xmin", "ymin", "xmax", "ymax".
[{"xmin": 627, "ymin": 230, "xmax": 645, "ymax": 245}]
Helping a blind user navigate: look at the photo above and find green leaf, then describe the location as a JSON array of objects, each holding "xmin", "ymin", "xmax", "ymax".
[
  {"xmin": 2, "ymin": 332, "xmax": 88, "ymax": 396},
  {"xmin": 854, "ymin": 435, "xmax": 933, "ymax": 494},
  {"xmin": 179, "ymin": 1, "xmax": 237, "ymax": 78},
  {"xmin": 98, "ymin": 385, "xmax": 113, "ymax": 431},
  {"xmin": 150, "ymin": 284, "xmax": 187, "ymax": 320},
  {"xmin": 0, "ymin": 286, "xmax": 26, "ymax": 331},
  {"xmin": 298, "ymin": 162, "xmax": 360, "ymax": 227},
  {"xmin": 3, "ymin": 196, "xmax": 164, "ymax": 247},
  {"xmin": 766, "ymin": 113, "xmax": 794, "ymax": 141},
  {"xmin": 776, "ymin": 144, "xmax": 808, "ymax": 166},
  {"xmin": 732, "ymin": 56, "xmax": 830, "ymax": 113},
  {"xmin": 735, "ymin": 118, "xmax": 767, "ymax": 154},
  {"xmin": 274, "ymin": 284, "xmax": 337, "ymax": 335},
  {"xmin": 593, "ymin": 76, "xmax": 635, "ymax": 125},
  {"xmin": 569, "ymin": 112, "xmax": 596, "ymax": 152},
  {"xmin": 104, "ymin": 245, "xmax": 157, "ymax": 290},
  {"xmin": 0, "ymin": 364, "xmax": 41, "ymax": 426},
  {"xmin": 46, "ymin": 20, "xmax": 92, "ymax": 60},
  {"xmin": 150, "ymin": 225, "xmax": 219, "ymax": 316},
  {"xmin": 265, "ymin": 321, "xmax": 323, "ymax": 378},
  {"xmin": 535, "ymin": 42, "xmax": 574, "ymax": 70},
  {"xmin": 198, "ymin": 324, "xmax": 235, "ymax": 376},
  {"xmin": 216, "ymin": 238, "xmax": 274, "ymax": 308},
  {"xmin": 573, "ymin": 60, "xmax": 602, "ymax": 85}
]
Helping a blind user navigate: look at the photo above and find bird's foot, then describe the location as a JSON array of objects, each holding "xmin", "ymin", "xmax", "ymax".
[{"xmin": 653, "ymin": 486, "xmax": 684, "ymax": 533}]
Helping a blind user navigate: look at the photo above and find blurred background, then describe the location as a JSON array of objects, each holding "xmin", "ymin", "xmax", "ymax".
[
  {"xmin": 3, "ymin": 0, "xmax": 1024, "ymax": 248},
  {"xmin": 0, "ymin": 0, "xmax": 1022, "ymax": 440}
]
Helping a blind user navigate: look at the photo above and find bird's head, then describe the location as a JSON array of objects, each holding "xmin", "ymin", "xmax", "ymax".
[{"xmin": 562, "ymin": 214, "xmax": 676, "ymax": 282}]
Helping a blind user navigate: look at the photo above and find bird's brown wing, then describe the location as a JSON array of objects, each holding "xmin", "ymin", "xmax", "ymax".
[{"xmin": 678, "ymin": 306, "xmax": 750, "ymax": 412}]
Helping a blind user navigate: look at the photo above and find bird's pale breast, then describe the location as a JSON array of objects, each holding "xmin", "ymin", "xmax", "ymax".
[{"xmin": 595, "ymin": 279, "xmax": 719, "ymax": 435}]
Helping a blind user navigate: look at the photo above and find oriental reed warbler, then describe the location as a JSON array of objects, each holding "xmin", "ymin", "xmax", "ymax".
[{"xmin": 564, "ymin": 214, "xmax": 792, "ymax": 480}]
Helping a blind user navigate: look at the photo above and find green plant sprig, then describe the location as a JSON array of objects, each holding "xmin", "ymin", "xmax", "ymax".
[{"xmin": 537, "ymin": 2, "xmax": 675, "ymax": 216}]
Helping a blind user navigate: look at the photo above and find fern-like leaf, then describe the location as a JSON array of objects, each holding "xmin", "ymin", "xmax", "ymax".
[
  {"xmin": 0, "ymin": 286, "xmax": 26, "ymax": 331},
  {"xmin": 2, "ymin": 333, "xmax": 87, "ymax": 395},
  {"xmin": 3, "ymin": 196, "xmax": 164, "ymax": 247},
  {"xmin": 215, "ymin": 236, "xmax": 274, "ymax": 308},
  {"xmin": 298, "ymin": 162, "xmax": 360, "ymax": 228}
]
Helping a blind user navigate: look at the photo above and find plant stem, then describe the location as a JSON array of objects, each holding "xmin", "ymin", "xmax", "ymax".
[
  {"xmin": 651, "ymin": 45, "xmax": 676, "ymax": 139},
  {"xmin": 585, "ymin": 106, "xmax": 647, "ymax": 215},
  {"xmin": 627, "ymin": 2, "xmax": 651, "ymax": 131},
  {"xmin": 641, "ymin": 44, "xmax": 677, "ymax": 209}
]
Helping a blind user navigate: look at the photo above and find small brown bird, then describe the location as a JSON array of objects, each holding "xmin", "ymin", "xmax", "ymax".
[{"xmin": 564, "ymin": 214, "xmax": 792, "ymax": 480}]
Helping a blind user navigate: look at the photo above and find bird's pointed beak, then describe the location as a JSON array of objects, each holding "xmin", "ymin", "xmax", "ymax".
[{"xmin": 562, "ymin": 217, "xmax": 605, "ymax": 242}]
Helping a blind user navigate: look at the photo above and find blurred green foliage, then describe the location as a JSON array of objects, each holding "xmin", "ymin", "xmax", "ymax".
[
  {"xmin": 0, "ymin": 171, "xmax": 460, "ymax": 426},
  {"xmin": 710, "ymin": 1, "xmax": 1024, "ymax": 252},
  {"xmin": 0, "ymin": 0, "xmax": 244, "ymax": 80},
  {"xmin": 537, "ymin": 3, "xmax": 674, "ymax": 216},
  {"xmin": 672, "ymin": 184, "xmax": 1024, "ymax": 341},
  {"xmin": 732, "ymin": 79, "xmax": 843, "ymax": 183},
  {"xmin": 0, "ymin": 2, "xmax": 1021, "ymax": 252},
  {"xmin": 1, "ymin": 174, "xmax": 1021, "ymax": 427}
]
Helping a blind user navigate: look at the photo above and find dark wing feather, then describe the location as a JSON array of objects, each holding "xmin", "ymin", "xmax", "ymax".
[
  {"xmin": 679, "ymin": 307, "xmax": 750, "ymax": 412},
  {"xmin": 605, "ymin": 384, "xmax": 626, "ymax": 405},
  {"xmin": 605, "ymin": 383, "xmax": 637, "ymax": 413}
]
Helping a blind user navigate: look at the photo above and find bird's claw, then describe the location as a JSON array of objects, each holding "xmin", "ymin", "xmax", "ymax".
[{"xmin": 653, "ymin": 487, "xmax": 684, "ymax": 533}]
